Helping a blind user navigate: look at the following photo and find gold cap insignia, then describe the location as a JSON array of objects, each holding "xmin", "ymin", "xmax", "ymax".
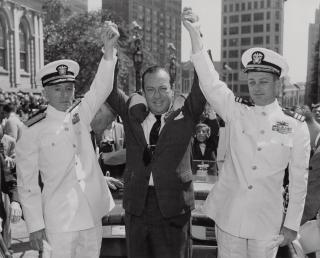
[{"xmin": 56, "ymin": 64, "xmax": 68, "ymax": 76}]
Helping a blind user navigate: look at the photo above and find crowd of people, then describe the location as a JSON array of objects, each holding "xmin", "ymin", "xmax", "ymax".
[
  {"xmin": 0, "ymin": 6, "xmax": 315, "ymax": 258},
  {"xmin": 0, "ymin": 90, "xmax": 46, "ymax": 123}
]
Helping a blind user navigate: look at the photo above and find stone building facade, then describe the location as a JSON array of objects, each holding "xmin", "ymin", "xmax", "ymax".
[{"xmin": 0, "ymin": 0, "xmax": 43, "ymax": 92}]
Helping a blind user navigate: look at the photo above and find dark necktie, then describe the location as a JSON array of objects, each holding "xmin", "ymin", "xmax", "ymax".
[
  {"xmin": 143, "ymin": 115, "xmax": 161, "ymax": 166},
  {"xmin": 90, "ymin": 131, "xmax": 97, "ymax": 152},
  {"xmin": 149, "ymin": 115, "xmax": 162, "ymax": 146}
]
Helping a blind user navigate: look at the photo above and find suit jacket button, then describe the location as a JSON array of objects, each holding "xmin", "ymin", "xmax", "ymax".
[{"xmin": 248, "ymin": 185, "xmax": 253, "ymax": 190}]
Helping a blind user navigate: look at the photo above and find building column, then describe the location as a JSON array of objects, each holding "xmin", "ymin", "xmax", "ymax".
[
  {"xmin": 13, "ymin": 7, "xmax": 23, "ymax": 88},
  {"xmin": 38, "ymin": 16, "xmax": 44, "ymax": 69},
  {"xmin": 29, "ymin": 37, "xmax": 35, "ymax": 88},
  {"xmin": 8, "ymin": 30, "xmax": 15, "ymax": 88},
  {"xmin": 33, "ymin": 15, "xmax": 39, "ymax": 73}
]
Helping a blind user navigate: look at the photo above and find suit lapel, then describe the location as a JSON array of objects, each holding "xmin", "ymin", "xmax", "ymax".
[{"xmin": 155, "ymin": 109, "xmax": 181, "ymax": 155}]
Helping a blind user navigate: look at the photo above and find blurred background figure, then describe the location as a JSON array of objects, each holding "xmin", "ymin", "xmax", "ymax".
[
  {"xmin": 200, "ymin": 103, "xmax": 221, "ymax": 157},
  {"xmin": 311, "ymin": 103, "xmax": 320, "ymax": 124},
  {"xmin": 0, "ymin": 129, "xmax": 21, "ymax": 255},
  {"xmin": 2, "ymin": 103, "xmax": 23, "ymax": 141},
  {"xmin": 191, "ymin": 123, "xmax": 218, "ymax": 179},
  {"xmin": 91, "ymin": 101, "xmax": 126, "ymax": 179}
]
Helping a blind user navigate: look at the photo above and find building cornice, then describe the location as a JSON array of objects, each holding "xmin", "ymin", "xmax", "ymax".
[{"xmin": 7, "ymin": 0, "xmax": 44, "ymax": 15}]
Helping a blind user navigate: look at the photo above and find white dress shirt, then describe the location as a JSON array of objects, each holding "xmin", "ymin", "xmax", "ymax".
[{"xmin": 141, "ymin": 112, "xmax": 165, "ymax": 185}]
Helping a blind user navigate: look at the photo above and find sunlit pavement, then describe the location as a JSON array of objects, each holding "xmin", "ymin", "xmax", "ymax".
[{"xmin": 10, "ymin": 219, "xmax": 320, "ymax": 258}]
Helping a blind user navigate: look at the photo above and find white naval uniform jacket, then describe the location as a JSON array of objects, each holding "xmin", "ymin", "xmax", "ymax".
[
  {"xmin": 191, "ymin": 49, "xmax": 310, "ymax": 240},
  {"xmin": 16, "ymin": 57, "xmax": 116, "ymax": 234}
]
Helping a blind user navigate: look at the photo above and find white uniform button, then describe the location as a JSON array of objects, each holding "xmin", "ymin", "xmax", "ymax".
[
  {"xmin": 257, "ymin": 147, "xmax": 262, "ymax": 151},
  {"xmin": 73, "ymin": 144, "xmax": 76, "ymax": 148},
  {"xmin": 252, "ymin": 165, "xmax": 257, "ymax": 170},
  {"xmin": 51, "ymin": 143, "xmax": 55, "ymax": 146},
  {"xmin": 65, "ymin": 127, "xmax": 69, "ymax": 131},
  {"xmin": 260, "ymin": 130, "xmax": 265, "ymax": 134},
  {"xmin": 248, "ymin": 185, "xmax": 253, "ymax": 190},
  {"xmin": 262, "ymin": 111, "xmax": 267, "ymax": 116}
]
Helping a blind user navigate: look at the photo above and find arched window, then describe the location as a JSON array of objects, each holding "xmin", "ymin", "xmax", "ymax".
[
  {"xmin": 19, "ymin": 23, "xmax": 28, "ymax": 72},
  {"xmin": 0, "ymin": 21, "xmax": 6, "ymax": 69}
]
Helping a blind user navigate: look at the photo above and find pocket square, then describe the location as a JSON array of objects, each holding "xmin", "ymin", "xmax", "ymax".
[{"xmin": 174, "ymin": 112, "xmax": 184, "ymax": 120}]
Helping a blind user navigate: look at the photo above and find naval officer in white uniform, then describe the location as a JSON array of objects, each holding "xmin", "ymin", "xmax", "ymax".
[
  {"xmin": 182, "ymin": 8, "xmax": 310, "ymax": 258},
  {"xmin": 16, "ymin": 21, "xmax": 119, "ymax": 258}
]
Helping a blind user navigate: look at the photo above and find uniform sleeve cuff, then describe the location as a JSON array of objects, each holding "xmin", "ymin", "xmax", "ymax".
[{"xmin": 27, "ymin": 222, "xmax": 45, "ymax": 234}]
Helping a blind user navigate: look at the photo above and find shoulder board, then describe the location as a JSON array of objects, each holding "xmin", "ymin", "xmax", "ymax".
[
  {"xmin": 67, "ymin": 99, "xmax": 81, "ymax": 113},
  {"xmin": 282, "ymin": 108, "xmax": 305, "ymax": 122},
  {"xmin": 235, "ymin": 96, "xmax": 255, "ymax": 106},
  {"xmin": 24, "ymin": 109, "xmax": 47, "ymax": 127}
]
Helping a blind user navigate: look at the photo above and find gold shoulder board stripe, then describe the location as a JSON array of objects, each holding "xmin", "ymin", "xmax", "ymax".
[
  {"xmin": 67, "ymin": 99, "xmax": 81, "ymax": 113},
  {"xmin": 24, "ymin": 112, "xmax": 47, "ymax": 127}
]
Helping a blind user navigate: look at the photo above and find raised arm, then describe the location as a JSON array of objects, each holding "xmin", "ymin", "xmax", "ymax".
[
  {"xmin": 182, "ymin": 7, "xmax": 236, "ymax": 123},
  {"xmin": 182, "ymin": 65, "xmax": 207, "ymax": 123},
  {"xmin": 106, "ymin": 61, "xmax": 129, "ymax": 119},
  {"xmin": 80, "ymin": 21, "xmax": 119, "ymax": 126}
]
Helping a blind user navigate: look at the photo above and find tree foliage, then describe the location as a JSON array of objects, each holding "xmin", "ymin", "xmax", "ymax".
[
  {"xmin": 42, "ymin": 0, "xmax": 71, "ymax": 24},
  {"xmin": 43, "ymin": 0, "xmax": 156, "ymax": 95}
]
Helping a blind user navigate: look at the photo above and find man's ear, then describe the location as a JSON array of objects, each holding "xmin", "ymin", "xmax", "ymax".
[
  {"xmin": 42, "ymin": 88, "xmax": 48, "ymax": 100},
  {"xmin": 275, "ymin": 79, "xmax": 282, "ymax": 97}
]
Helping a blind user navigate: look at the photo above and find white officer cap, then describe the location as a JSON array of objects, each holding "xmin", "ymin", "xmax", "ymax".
[
  {"xmin": 242, "ymin": 47, "xmax": 289, "ymax": 78},
  {"xmin": 36, "ymin": 60, "xmax": 80, "ymax": 87}
]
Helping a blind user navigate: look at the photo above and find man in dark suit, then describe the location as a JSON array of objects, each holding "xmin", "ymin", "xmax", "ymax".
[
  {"xmin": 107, "ymin": 64, "xmax": 206, "ymax": 257},
  {"xmin": 298, "ymin": 106, "xmax": 320, "ymax": 258},
  {"xmin": 299, "ymin": 105, "xmax": 320, "ymax": 226}
]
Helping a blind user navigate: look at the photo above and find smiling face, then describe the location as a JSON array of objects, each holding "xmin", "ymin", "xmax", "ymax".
[
  {"xmin": 312, "ymin": 106, "xmax": 320, "ymax": 123},
  {"xmin": 143, "ymin": 69, "xmax": 173, "ymax": 115},
  {"xmin": 247, "ymin": 72, "xmax": 279, "ymax": 106},
  {"xmin": 195, "ymin": 124, "xmax": 210, "ymax": 143},
  {"xmin": 43, "ymin": 82, "xmax": 75, "ymax": 112}
]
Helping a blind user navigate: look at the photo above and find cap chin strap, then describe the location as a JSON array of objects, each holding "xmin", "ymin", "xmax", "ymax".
[{"xmin": 243, "ymin": 66, "xmax": 280, "ymax": 77}]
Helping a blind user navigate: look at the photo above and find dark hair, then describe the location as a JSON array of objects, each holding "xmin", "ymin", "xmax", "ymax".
[
  {"xmin": 141, "ymin": 65, "xmax": 170, "ymax": 91},
  {"xmin": 3, "ymin": 103, "xmax": 16, "ymax": 113}
]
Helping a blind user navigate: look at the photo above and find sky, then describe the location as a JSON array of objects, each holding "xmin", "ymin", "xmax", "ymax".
[
  {"xmin": 88, "ymin": 0, "xmax": 320, "ymax": 82},
  {"xmin": 181, "ymin": 0, "xmax": 320, "ymax": 83}
]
